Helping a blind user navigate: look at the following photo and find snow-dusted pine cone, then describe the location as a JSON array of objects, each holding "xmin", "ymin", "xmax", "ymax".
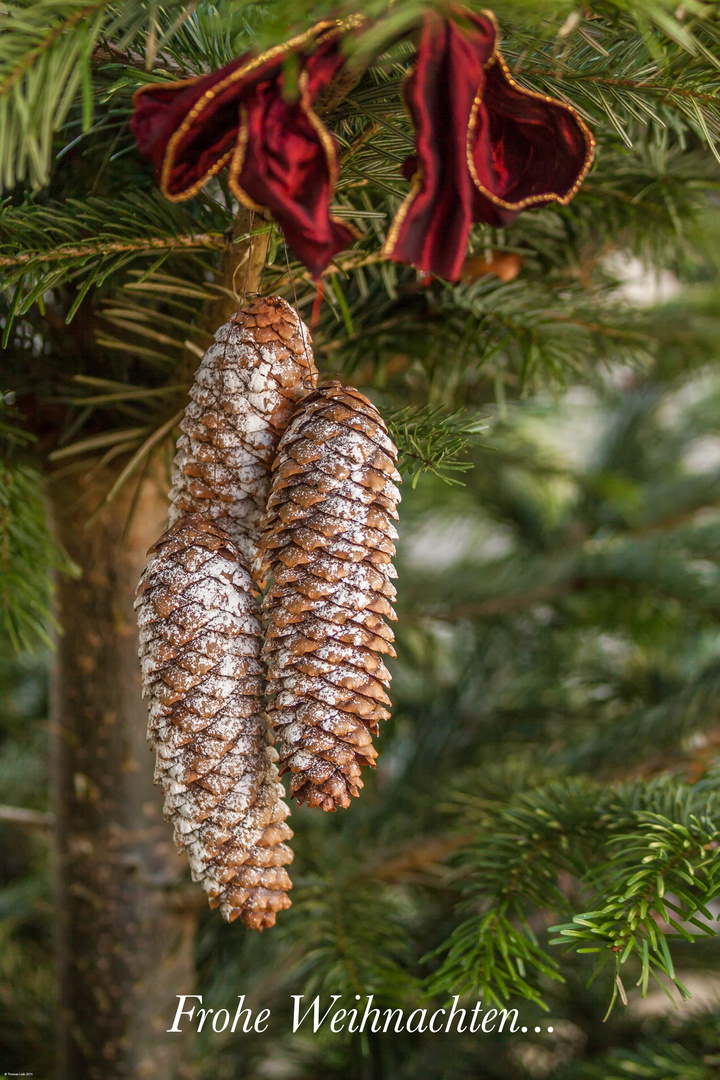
[
  {"xmin": 260, "ymin": 382, "xmax": 401, "ymax": 811},
  {"xmin": 135, "ymin": 514, "xmax": 293, "ymax": 928},
  {"xmin": 168, "ymin": 296, "xmax": 317, "ymax": 584}
]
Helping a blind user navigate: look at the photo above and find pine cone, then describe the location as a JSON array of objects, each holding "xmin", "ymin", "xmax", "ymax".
[
  {"xmin": 168, "ymin": 296, "xmax": 317, "ymax": 583},
  {"xmin": 260, "ymin": 383, "xmax": 401, "ymax": 811},
  {"xmin": 135, "ymin": 514, "xmax": 293, "ymax": 928}
]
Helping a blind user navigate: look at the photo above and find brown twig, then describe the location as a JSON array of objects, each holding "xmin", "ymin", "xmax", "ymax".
[
  {"xmin": 0, "ymin": 233, "xmax": 227, "ymax": 269},
  {"xmin": 0, "ymin": 1, "xmax": 107, "ymax": 96},
  {"xmin": 523, "ymin": 66, "xmax": 720, "ymax": 109},
  {"xmin": 267, "ymin": 250, "xmax": 386, "ymax": 295},
  {"xmin": 339, "ymin": 120, "xmax": 382, "ymax": 164},
  {"xmin": 441, "ymin": 585, "xmax": 577, "ymax": 621},
  {"xmin": 0, "ymin": 803, "xmax": 53, "ymax": 829},
  {"xmin": 360, "ymin": 834, "xmax": 470, "ymax": 882}
]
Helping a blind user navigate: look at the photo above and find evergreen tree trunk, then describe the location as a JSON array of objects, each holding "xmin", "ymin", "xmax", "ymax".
[
  {"xmin": 51, "ymin": 471, "xmax": 195, "ymax": 1080},
  {"xmin": 46, "ymin": 217, "xmax": 262, "ymax": 1080}
]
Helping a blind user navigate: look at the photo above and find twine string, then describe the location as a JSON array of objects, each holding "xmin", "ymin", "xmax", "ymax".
[{"xmin": 284, "ymin": 241, "xmax": 315, "ymax": 390}]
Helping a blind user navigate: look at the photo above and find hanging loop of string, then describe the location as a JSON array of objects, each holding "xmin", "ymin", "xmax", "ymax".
[
  {"xmin": 284, "ymin": 241, "xmax": 315, "ymax": 390},
  {"xmin": 256, "ymin": 221, "xmax": 272, "ymax": 298},
  {"xmin": 219, "ymin": 211, "xmax": 261, "ymax": 492},
  {"xmin": 232, "ymin": 211, "xmax": 255, "ymax": 316}
]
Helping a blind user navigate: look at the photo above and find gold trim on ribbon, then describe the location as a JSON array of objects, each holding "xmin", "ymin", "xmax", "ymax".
[
  {"xmin": 227, "ymin": 105, "xmax": 267, "ymax": 212},
  {"xmin": 225, "ymin": 65, "xmax": 358, "ymax": 252},
  {"xmin": 381, "ymin": 170, "xmax": 422, "ymax": 259},
  {"xmin": 466, "ymin": 49, "xmax": 596, "ymax": 212},
  {"xmin": 384, "ymin": 6, "xmax": 596, "ymax": 261},
  {"xmin": 382, "ymin": 8, "xmax": 498, "ymax": 261},
  {"xmin": 134, "ymin": 16, "xmax": 364, "ymax": 203},
  {"xmin": 380, "ymin": 60, "xmax": 423, "ymax": 260}
]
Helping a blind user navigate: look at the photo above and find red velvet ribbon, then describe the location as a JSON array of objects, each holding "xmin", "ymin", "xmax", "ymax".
[
  {"xmin": 131, "ymin": 9, "xmax": 594, "ymax": 286},
  {"xmin": 383, "ymin": 8, "xmax": 595, "ymax": 282},
  {"xmin": 131, "ymin": 19, "xmax": 358, "ymax": 278}
]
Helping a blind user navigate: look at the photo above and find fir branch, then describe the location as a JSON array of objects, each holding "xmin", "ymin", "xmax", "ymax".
[
  {"xmin": 386, "ymin": 406, "xmax": 486, "ymax": 487},
  {"xmin": 0, "ymin": 1, "xmax": 110, "ymax": 189},
  {"xmin": 94, "ymin": 268, "xmax": 220, "ymax": 370},
  {"xmin": 0, "ymin": 231, "xmax": 226, "ymax": 267},
  {"xmin": 550, "ymin": 785, "xmax": 720, "ymax": 1015},
  {"xmin": 0, "ymin": 0, "xmax": 203, "ymax": 190},
  {"xmin": 428, "ymin": 775, "xmax": 720, "ymax": 1013},
  {"xmin": 529, "ymin": 68, "xmax": 720, "ymax": 110},
  {"xmin": 565, "ymin": 653, "xmax": 720, "ymax": 775},
  {"xmin": 0, "ymin": 410, "xmax": 79, "ymax": 651},
  {"xmin": 577, "ymin": 533, "xmax": 720, "ymax": 612},
  {"xmin": 426, "ymin": 779, "xmax": 604, "ymax": 1008},
  {"xmin": 88, "ymin": 405, "xmax": 183, "ymax": 520},
  {"xmin": 501, "ymin": 16, "xmax": 720, "ymax": 156},
  {"xmin": 582, "ymin": 1039, "xmax": 720, "ymax": 1079},
  {"xmin": 0, "ymin": 1, "xmax": 107, "ymax": 97},
  {"xmin": 283, "ymin": 874, "xmax": 418, "ymax": 1000},
  {"xmin": 0, "ymin": 192, "xmax": 231, "ymax": 336}
]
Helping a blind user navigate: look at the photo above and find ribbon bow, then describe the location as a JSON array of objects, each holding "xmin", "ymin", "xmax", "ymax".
[
  {"xmin": 131, "ymin": 10, "xmax": 595, "ymax": 284},
  {"xmin": 131, "ymin": 19, "xmax": 359, "ymax": 278},
  {"xmin": 382, "ymin": 8, "xmax": 595, "ymax": 281}
]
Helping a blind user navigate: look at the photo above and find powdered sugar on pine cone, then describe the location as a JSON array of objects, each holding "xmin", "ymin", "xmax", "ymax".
[
  {"xmin": 167, "ymin": 296, "xmax": 317, "ymax": 584},
  {"xmin": 135, "ymin": 514, "xmax": 292, "ymax": 928},
  {"xmin": 260, "ymin": 383, "xmax": 401, "ymax": 811}
]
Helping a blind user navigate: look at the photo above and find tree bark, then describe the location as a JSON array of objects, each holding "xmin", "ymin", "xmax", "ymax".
[
  {"xmin": 51, "ymin": 472, "xmax": 196, "ymax": 1080},
  {"xmin": 48, "ymin": 220, "xmax": 266, "ymax": 1080}
]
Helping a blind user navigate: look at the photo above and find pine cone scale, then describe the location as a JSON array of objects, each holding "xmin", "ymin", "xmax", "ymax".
[
  {"xmin": 261, "ymin": 382, "xmax": 400, "ymax": 812},
  {"xmin": 265, "ymin": 622, "xmax": 397, "ymax": 658},
  {"xmin": 136, "ymin": 514, "xmax": 293, "ymax": 928},
  {"xmin": 168, "ymin": 296, "xmax": 317, "ymax": 578}
]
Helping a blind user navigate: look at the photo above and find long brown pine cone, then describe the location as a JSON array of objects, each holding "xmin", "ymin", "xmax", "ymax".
[
  {"xmin": 260, "ymin": 382, "xmax": 401, "ymax": 811},
  {"xmin": 135, "ymin": 514, "xmax": 292, "ymax": 928},
  {"xmin": 167, "ymin": 296, "xmax": 317, "ymax": 585}
]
